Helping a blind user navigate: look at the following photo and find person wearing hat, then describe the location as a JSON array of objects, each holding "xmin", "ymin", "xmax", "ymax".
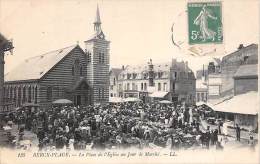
[{"xmin": 235, "ymin": 124, "xmax": 241, "ymax": 141}]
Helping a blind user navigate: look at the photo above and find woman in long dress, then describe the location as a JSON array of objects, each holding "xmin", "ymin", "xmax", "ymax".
[{"xmin": 194, "ymin": 5, "xmax": 217, "ymax": 41}]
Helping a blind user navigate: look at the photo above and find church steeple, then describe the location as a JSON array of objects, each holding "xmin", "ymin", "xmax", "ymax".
[{"xmin": 94, "ymin": 5, "xmax": 102, "ymax": 32}]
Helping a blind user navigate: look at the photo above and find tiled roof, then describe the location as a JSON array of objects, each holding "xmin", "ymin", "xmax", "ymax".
[
  {"xmin": 5, "ymin": 45, "xmax": 78, "ymax": 82},
  {"xmin": 234, "ymin": 64, "xmax": 258, "ymax": 78},
  {"xmin": 110, "ymin": 68, "xmax": 123, "ymax": 77}
]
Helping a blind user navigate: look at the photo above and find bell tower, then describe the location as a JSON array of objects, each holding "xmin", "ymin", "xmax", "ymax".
[{"xmin": 85, "ymin": 5, "xmax": 110, "ymax": 105}]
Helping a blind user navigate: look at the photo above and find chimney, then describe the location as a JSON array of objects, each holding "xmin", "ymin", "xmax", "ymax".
[
  {"xmin": 122, "ymin": 65, "xmax": 125, "ymax": 70},
  {"xmin": 238, "ymin": 44, "xmax": 244, "ymax": 50}
]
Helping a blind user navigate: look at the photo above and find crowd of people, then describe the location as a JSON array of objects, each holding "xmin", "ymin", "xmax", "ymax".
[{"xmin": 2, "ymin": 102, "xmax": 225, "ymax": 151}]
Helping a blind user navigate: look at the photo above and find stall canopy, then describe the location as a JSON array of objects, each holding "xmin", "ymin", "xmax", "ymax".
[
  {"xmin": 159, "ymin": 100, "xmax": 172, "ymax": 104},
  {"xmin": 52, "ymin": 99, "xmax": 73, "ymax": 105},
  {"xmin": 123, "ymin": 97, "xmax": 142, "ymax": 102},
  {"xmin": 212, "ymin": 91, "xmax": 258, "ymax": 115},
  {"xmin": 149, "ymin": 91, "xmax": 169, "ymax": 98},
  {"xmin": 109, "ymin": 97, "xmax": 123, "ymax": 103}
]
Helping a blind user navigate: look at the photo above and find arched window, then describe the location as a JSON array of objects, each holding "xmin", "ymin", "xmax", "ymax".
[
  {"xmin": 47, "ymin": 86, "xmax": 52, "ymax": 100},
  {"xmin": 14, "ymin": 87, "xmax": 17, "ymax": 101},
  {"xmin": 72, "ymin": 66, "xmax": 75, "ymax": 76},
  {"xmin": 22, "ymin": 87, "xmax": 26, "ymax": 103},
  {"xmin": 87, "ymin": 52, "xmax": 91, "ymax": 63},
  {"xmin": 80, "ymin": 66, "xmax": 83, "ymax": 76},
  {"xmin": 18, "ymin": 87, "xmax": 21, "ymax": 106},
  {"xmin": 28, "ymin": 86, "xmax": 32, "ymax": 102},
  {"xmin": 10, "ymin": 87, "xmax": 13, "ymax": 100},
  {"xmin": 35, "ymin": 86, "xmax": 38, "ymax": 103}
]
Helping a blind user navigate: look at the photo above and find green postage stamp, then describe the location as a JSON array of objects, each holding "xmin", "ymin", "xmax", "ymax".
[{"xmin": 188, "ymin": 2, "xmax": 223, "ymax": 44}]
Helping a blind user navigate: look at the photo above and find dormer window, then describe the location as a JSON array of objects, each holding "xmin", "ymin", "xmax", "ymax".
[
  {"xmin": 143, "ymin": 73, "xmax": 148, "ymax": 79},
  {"xmin": 132, "ymin": 73, "xmax": 137, "ymax": 79},
  {"xmin": 127, "ymin": 73, "xmax": 131, "ymax": 79}
]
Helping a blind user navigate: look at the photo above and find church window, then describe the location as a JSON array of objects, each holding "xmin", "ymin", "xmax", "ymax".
[
  {"xmin": 101, "ymin": 88, "xmax": 104, "ymax": 99},
  {"xmin": 22, "ymin": 87, "xmax": 26, "ymax": 103},
  {"xmin": 80, "ymin": 66, "xmax": 83, "ymax": 76},
  {"xmin": 47, "ymin": 87, "xmax": 52, "ymax": 100},
  {"xmin": 98, "ymin": 52, "xmax": 105, "ymax": 64},
  {"xmin": 72, "ymin": 66, "xmax": 75, "ymax": 76},
  {"xmin": 87, "ymin": 52, "xmax": 91, "ymax": 63},
  {"xmin": 141, "ymin": 83, "xmax": 143, "ymax": 90},
  {"xmin": 35, "ymin": 86, "xmax": 38, "ymax": 103},
  {"xmin": 10, "ymin": 87, "xmax": 13, "ymax": 99},
  {"xmin": 28, "ymin": 86, "xmax": 32, "ymax": 102},
  {"xmin": 102, "ymin": 53, "xmax": 105, "ymax": 63}
]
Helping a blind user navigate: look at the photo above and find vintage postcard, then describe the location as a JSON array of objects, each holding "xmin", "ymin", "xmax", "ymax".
[{"xmin": 0, "ymin": 0, "xmax": 259, "ymax": 164}]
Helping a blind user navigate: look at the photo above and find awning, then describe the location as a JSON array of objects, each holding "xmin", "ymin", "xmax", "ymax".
[
  {"xmin": 123, "ymin": 97, "xmax": 142, "ymax": 102},
  {"xmin": 109, "ymin": 97, "xmax": 123, "ymax": 103},
  {"xmin": 149, "ymin": 91, "xmax": 169, "ymax": 98},
  {"xmin": 52, "ymin": 99, "xmax": 73, "ymax": 105},
  {"xmin": 159, "ymin": 100, "xmax": 172, "ymax": 104},
  {"xmin": 212, "ymin": 91, "xmax": 258, "ymax": 115}
]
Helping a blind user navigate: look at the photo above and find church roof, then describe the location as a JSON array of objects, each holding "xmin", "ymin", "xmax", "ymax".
[
  {"xmin": 0, "ymin": 33, "xmax": 8, "ymax": 47},
  {"xmin": 5, "ymin": 45, "xmax": 78, "ymax": 82},
  {"xmin": 110, "ymin": 68, "xmax": 123, "ymax": 77}
]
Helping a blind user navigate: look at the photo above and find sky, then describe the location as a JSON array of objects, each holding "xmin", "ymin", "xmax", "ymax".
[{"xmin": 0, "ymin": 0, "xmax": 259, "ymax": 74}]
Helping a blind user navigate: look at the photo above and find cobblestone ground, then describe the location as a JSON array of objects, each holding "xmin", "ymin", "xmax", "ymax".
[{"xmin": 0, "ymin": 125, "xmax": 38, "ymax": 148}]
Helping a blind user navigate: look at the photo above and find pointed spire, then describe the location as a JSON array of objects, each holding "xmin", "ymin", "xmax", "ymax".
[
  {"xmin": 94, "ymin": 4, "xmax": 102, "ymax": 33},
  {"xmin": 94, "ymin": 4, "xmax": 101, "ymax": 24}
]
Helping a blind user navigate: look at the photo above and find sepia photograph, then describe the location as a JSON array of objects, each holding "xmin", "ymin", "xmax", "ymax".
[{"xmin": 0, "ymin": 0, "xmax": 259, "ymax": 164}]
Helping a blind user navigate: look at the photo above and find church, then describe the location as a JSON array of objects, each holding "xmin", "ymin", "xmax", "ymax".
[{"xmin": 3, "ymin": 6, "xmax": 110, "ymax": 109}]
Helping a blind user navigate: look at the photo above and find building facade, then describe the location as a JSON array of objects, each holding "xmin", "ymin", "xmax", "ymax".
[
  {"xmin": 3, "ymin": 6, "xmax": 110, "ymax": 109},
  {"xmin": 109, "ymin": 68, "xmax": 123, "ymax": 98},
  {"xmin": 116, "ymin": 59, "xmax": 196, "ymax": 104},
  {"xmin": 0, "ymin": 33, "xmax": 14, "ymax": 113},
  {"xmin": 220, "ymin": 44, "xmax": 258, "ymax": 97},
  {"xmin": 195, "ymin": 79, "xmax": 207, "ymax": 103},
  {"xmin": 233, "ymin": 64, "xmax": 258, "ymax": 96}
]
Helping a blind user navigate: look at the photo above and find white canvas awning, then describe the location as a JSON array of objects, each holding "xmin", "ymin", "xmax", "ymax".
[
  {"xmin": 149, "ymin": 91, "xmax": 169, "ymax": 98},
  {"xmin": 212, "ymin": 91, "xmax": 258, "ymax": 115},
  {"xmin": 109, "ymin": 97, "xmax": 123, "ymax": 103},
  {"xmin": 159, "ymin": 100, "xmax": 172, "ymax": 104},
  {"xmin": 123, "ymin": 97, "xmax": 142, "ymax": 102}
]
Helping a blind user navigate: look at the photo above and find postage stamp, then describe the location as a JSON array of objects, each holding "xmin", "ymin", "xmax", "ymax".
[{"xmin": 188, "ymin": 2, "xmax": 223, "ymax": 44}]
